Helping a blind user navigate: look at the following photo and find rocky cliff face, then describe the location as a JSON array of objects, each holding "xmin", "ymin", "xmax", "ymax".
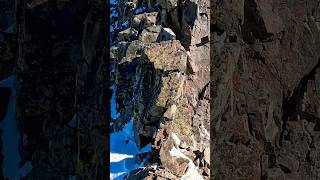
[
  {"xmin": 213, "ymin": 0, "xmax": 320, "ymax": 179},
  {"xmin": 111, "ymin": 0, "xmax": 210, "ymax": 179},
  {"xmin": 0, "ymin": 0, "xmax": 107, "ymax": 179}
]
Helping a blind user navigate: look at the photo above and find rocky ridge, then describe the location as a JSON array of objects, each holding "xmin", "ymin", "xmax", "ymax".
[{"xmin": 111, "ymin": 0, "xmax": 210, "ymax": 179}]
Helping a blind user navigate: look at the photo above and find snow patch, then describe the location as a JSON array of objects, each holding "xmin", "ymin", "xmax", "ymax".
[
  {"xmin": 181, "ymin": 161, "xmax": 203, "ymax": 180},
  {"xmin": 110, "ymin": 85, "xmax": 120, "ymax": 120},
  {"xmin": 169, "ymin": 146, "xmax": 188, "ymax": 159},
  {"xmin": 110, "ymin": 153, "xmax": 134, "ymax": 162},
  {"xmin": 110, "ymin": 119, "xmax": 152, "ymax": 179},
  {"xmin": 172, "ymin": 133, "xmax": 181, "ymax": 146},
  {"xmin": 200, "ymin": 125, "xmax": 210, "ymax": 138},
  {"xmin": 134, "ymin": 6, "xmax": 146, "ymax": 14},
  {"xmin": 150, "ymin": 164, "xmax": 158, "ymax": 170},
  {"xmin": 109, "ymin": 0, "xmax": 153, "ymax": 178}
]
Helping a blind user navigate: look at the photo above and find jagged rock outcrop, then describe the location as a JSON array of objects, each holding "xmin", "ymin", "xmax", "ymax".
[
  {"xmin": 113, "ymin": 0, "xmax": 210, "ymax": 178},
  {"xmin": 213, "ymin": 0, "xmax": 320, "ymax": 179}
]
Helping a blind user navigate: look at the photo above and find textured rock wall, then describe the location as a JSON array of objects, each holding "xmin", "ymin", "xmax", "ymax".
[
  {"xmin": 213, "ymin": 0, "xmax": 320, "ymax": 179},
  {"xmin": 1, "ymin": 0, "xmax": 108, "ymax": 179},
  {"xmin": 112, "ymin": 0, "xmax": 210, "ymax": 178}
]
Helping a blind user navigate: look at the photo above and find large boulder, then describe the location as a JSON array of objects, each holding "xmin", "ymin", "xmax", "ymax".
[
  {"xmin": 132, "ymin": 12, "xmax": 158, "ymax": 31},
  {"xmin": 132, "ymin": 41, "xmax": 187, "ymax": 147},
  {"xmin": 139, "ymin": 26, "xmax": 176, "ymax": 43},
  {"xmin": 139, "ymin": 25, "xmax": 162, "ymax": 43},
  {"xmin": 118, "ymin": 28, "xmax": 139, "ymax": 42}
]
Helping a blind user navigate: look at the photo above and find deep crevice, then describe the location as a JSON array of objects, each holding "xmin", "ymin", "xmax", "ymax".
[
  {"xmin": 279, "ymin": 164, "xmax": 291, "ymax": 174},
  {"xmin": 282, "ymin": 59, "xmax": 320, "ymax": 122}
]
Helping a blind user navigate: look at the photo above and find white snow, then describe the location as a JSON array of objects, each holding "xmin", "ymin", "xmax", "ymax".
[
  {"xmin": 172, "ymin": 133, "xmax": 181, "ymax": 146},
  {"xmin": 169, "ymin": 146, "xmax": 188, "ymax": 159},
  {"xmin": 169, "ymin": 145, "xmax": 203, "ymax": 180},
  {"xmin": 109, "ymin": 0, "xmax": 153, "ymax": 179},
  {"xmin": 110, "ymin": 119, "xmax": 152, "ymax": 179},
  {"xmin": 181, "ymin": 161, "xmax": 203, "ymax": 180},
  {"xmin": 0, "ymin": 75, "xmax": 22, "ymax": 180},
  {"xmin": 150, "ymin": 164, "xmax": 158, "ymax": 170},
  {"xmin": 200, "ymin": 125, "xmax": 210, "ymax": 138}
]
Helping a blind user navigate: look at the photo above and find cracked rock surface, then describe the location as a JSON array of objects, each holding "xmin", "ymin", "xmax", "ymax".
[
  {"xmin": 112, "ymin": 0, "xmax": 209, "ymax": 178},
  {"xmin": 213, "ymin": 0, "xmax": 320, "ymax": 179}
]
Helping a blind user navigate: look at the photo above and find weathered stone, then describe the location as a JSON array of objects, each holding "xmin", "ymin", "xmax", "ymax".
[
  {"xmin": 118, "ymin": 28, "xmax": 139, "ymax": 42},
  {"xmin": 113, "ymin": 0, "xmax": 210, "ymax": 178},
  {"xmin": 162, "ymin": 104, "xmax": 177, "ymax": 120},
  {"xmin": 186, "ymin": 53, "xmax": 199, "ymax": 73},
  {"xmin": 213, "ymin": 0, "xmax": 320, "ymax": 179},
  {"xmin": 159, "ymin": 138, "xmax": 189, "ymax": 177},
  {"xmin": 157, "ymin": 0, "xmax": 178, "ymax": 11},
  {"xmin": 139, "ymin": 26, "xmax": 176, "ymax": 43},
  {"xmin": 117, "ymin": 41, "xmax": 131, "ymax": 60},
  {"xmin": 143, "ymin": 40, "xmax": 187, "ymax": 72},
  {"xmin": 265, "ymin": 168, "xmax": 285, "ymax": 180},
  {"xmin": 132, "ymin": 12, "xmax": 158, "ymax": 31},
  {"xmin": 139, "ymin": 25, "xmax": 162, "ymax": 43},
  {"xmin": 123, "ymin": 40, "xmax": 146, "ymax": 61}
]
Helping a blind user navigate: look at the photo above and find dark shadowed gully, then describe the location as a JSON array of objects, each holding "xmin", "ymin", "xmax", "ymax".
[{"xmin": 1, "ymin": 0, "xmax": 107, "ymax": 179}]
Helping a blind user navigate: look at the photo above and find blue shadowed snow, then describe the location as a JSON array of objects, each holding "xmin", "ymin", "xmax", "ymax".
[
  {"xmin": 122, "ymin": 21, "xmax": 129, "ymax": 29},
  {"xmin": 110, "ymin": 119, "xmax": 152, "ymax": 179},
  {"xmin": 111, "ymin": 11, "xmax": 118, "ymax": 18},
  {"xmin": 110, "ymin": 85, "xmax": 120, "ymax": 120},
  {"xmin": 134, "ymin": 6, "xmax": 147, "ymax": 14},
  {"xmin": 109, "ymin": 0, "xmax": 152, "ymax": 179},
  {"xmin": 110, "ymin": 0, "xmax": 117, "ymax": 5},
  {"xmin": 0, "ymin": 75, "xmax": 21, "ymax": 179}
]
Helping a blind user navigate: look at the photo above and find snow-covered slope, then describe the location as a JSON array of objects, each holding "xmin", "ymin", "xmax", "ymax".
[
  {"xmin": 110, "ymin": 119, "xmax": 151, "ymax": 179},
  {"xmin": 110, "ymin": 67, "xmax": 151, "ymax": 179},
  {"xmin": 110, "ymin": 81, "xmax": 152, "ymax": 179}
]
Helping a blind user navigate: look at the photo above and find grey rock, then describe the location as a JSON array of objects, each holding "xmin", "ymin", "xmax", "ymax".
[{"xmin": 118, "ymin": 28, "xmax": 139, "ymax": 41}]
